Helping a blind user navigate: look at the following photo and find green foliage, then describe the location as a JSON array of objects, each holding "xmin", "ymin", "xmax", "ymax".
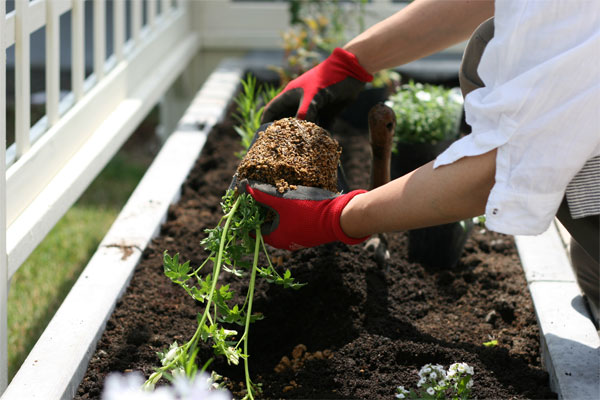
[
  {"xmin": 233, "ymin": 74, "xmax": 280, "ymax": 156},
  {"xmin": 387, "ymin": 81, "xmax": 463, "ymax": 147},
  {"xmin": 482, "ymin": 339, "xmax": 498, "ymax": 347},
  {"xmin": 147, "ymin": 191, "xmax": 304, "ymax": 400}
]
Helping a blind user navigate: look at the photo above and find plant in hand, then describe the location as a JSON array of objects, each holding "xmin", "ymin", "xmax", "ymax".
[
  {"xmin": 145, "ymin": 190, "xmax": 304, "ymax": 399},
  {"xmin": 396, "ymin": 362, "xmax": 474, "ymax": 400}
]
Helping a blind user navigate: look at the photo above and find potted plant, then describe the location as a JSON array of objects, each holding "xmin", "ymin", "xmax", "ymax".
[{"xmin": 387, "ymin": 81, "xmax": 472, "ymax": 269}]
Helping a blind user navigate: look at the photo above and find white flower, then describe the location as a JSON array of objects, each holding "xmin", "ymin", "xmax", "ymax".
[
  {"xmin": 430, "ymin": 371, "xmax": 437, "ymax": 380},
  {"xmin": 102, "ymin": 372, "xmax": 171, "ymax": 400},
  {"xmin": 396, "ymin": 385, "xmax": 409, "ymax": 399},
  {"xmin": 438, "ymin": 379, "xmax": 447, "ymax": 387},
  {"xmin": 426, "ymin": 387, "xmax": 435, "ymax": 396},
  {"xmin": 173, "ymin": 374, "xmax": 231, "ymax": 400},
  {"xmin": 435, "ymin": 96, "xmax": 445, "ymax": 107},
  {"xmin": 466, "ymin": 379, "xmax": 474, "ymax": 389},
  {"xmin": 417, "ymin": 377, "xmax": 426, "ymax": 387},
  {"xmin": 164, "ymin": 347, "xmax": 178, "ymax": 363},
  {"xmin": 416, "ymin": 91, "xmax": 432, "ymax": 102},
  {"xmin": 466, "ymin": 365, "xmax": 474, "ymax": 375},
  {"xmin": 102, "ymin": 372, "xmax": 232, "ymax": 400}
]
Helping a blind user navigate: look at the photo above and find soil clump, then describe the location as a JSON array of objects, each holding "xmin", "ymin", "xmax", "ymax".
[{"xmin": 236, "ymin": 118, "xmax": 341, "ymax": 193}]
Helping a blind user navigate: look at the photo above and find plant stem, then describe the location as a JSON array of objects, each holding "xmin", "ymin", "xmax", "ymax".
[
  {"xmin": 169, "ymin": 197, "xmax": 242, "ymax": 372},
  {"xmin": 242, "ymin": 228, "xmax": 261, "ymax": 400}
]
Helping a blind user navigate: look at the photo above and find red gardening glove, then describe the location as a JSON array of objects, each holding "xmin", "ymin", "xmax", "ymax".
[
  {"xmin": 262, "ymin": 47, "xmax": 373, "ymax": 123},
  {"xmin": 239, "ymin": 179, "xmax": 369, "ymax": 250}
]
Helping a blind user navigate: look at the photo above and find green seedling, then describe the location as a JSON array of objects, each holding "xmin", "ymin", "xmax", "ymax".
[
  {"xmin": 145, "ymin": 191, "xmax": 304, "ymax": 399},
  {"xmin": 483, "ymin": 339, "xmax": 498, "ymax": 347},
  {"xmin": 233, "ymin": 74, "xmax": 280, "ymax": 157}
]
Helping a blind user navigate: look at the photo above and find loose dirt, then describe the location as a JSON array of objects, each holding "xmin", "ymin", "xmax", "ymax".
[{"xmin": 75, "ymin": 116, "xmax": 555, "ymax": 400}]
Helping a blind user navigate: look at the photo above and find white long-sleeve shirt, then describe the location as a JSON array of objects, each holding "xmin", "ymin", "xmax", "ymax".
[{"xmin": 434, "ymin": 0, "xmax": 600, "ymax": 235}]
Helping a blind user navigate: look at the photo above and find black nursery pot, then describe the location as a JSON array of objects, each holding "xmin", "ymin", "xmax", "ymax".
[
  {"xmin": 339, "ymin": 86, "xmax": 389, "ymax": 129},
  {"xmin": 391, "ymin": 139, "xmax": 472, "ymax": 269}
]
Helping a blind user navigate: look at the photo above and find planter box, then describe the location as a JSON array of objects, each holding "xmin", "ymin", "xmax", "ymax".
[{"xmin": 2, "ymin": 60, "xmax": 597, "ymax": 400}]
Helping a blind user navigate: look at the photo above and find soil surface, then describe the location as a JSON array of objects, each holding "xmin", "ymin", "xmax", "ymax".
[{"xmin": 75, "ymin": 115, "xmax": 556, "ymax": 400}]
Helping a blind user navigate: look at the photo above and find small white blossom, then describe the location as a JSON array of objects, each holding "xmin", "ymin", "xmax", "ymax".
[
  {"xmin": 426, "ymin": 387, "xmax": 435, "ymax": 396},
  {"xmin": 430, "ymin": 371, "xmax": 437, "ymax": 380},
  {"xmin": 466, "ymin": 365, "xmax": 474, "ymax": 375},
  {"xmin": 164, "ymin": 347, "xmax": 178, "ymax": 363},
  {"xmin": 467, "ymin": 379, "xmax": 474, "ymax": 389},
  {"xmin": 436, "ymin": 96, "xmax": 445, "ymax": 107},
  {"xmin": 417, "ymin": 377, "xmax": 426, "ymax": 387},
  {"xmin": 396, "ymin": 385, "xmax": 410, "ymax": 399},
  {"xmin": 416, "ymin": 91, "xmax": 432, "ymax": 102},
  {"xmin": 438, "ymin": 379, "xmax": 447, "ymax": 387},
  {"xmin": 102, "ymin": 372, "xmax": 232, "ymax": 400}
]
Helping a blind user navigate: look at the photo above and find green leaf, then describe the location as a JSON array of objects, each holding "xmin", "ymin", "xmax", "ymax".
[{"xmin": 483, "ymin": 339, "xmax": 498, "ymax": 347}]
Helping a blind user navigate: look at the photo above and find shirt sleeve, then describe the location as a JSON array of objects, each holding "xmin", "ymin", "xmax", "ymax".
[{"xmin": 434, "ymin": 0, "xmax": 600, "ymax": 236}]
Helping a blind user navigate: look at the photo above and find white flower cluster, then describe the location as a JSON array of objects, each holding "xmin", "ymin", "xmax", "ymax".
[
  {"xmin": 448, "ymin": 362, "xmax": 474, "ymax": 377},
  {"xmin": 417, "ymin": 363, "xmax": 448, "ymax": 388},
  {"xmin": 447, "ymin": 362, "xmax": 474, "ymax": 389},
  {"xmin": 395, "ymin": 385, "xmax": 410, "ymax": 399},
  {"xmin": 102, "ymin": 372, "xmax": 232, "ymax": 400}
]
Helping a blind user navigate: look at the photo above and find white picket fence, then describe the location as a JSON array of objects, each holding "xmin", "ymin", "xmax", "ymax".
[{"xmin": 0, "ymin": 0, "xmax": 417, "ymax": 395}]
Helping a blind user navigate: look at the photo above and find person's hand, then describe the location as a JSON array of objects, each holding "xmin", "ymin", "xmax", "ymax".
[
  {"xmin": 262, "ymin": 47, "xmax": 373, "ymax": 123},
  {"xmin": 238, "ymin": 179, "xmax": 369, "ymax": 250}
]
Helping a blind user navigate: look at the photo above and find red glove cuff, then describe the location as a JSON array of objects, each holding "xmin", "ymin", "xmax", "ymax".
[{"xmin": 329, "ymin": 48, "xmax": 374, "ymax": 83}]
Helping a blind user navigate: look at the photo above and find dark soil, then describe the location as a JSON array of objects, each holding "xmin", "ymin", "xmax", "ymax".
[{"xmin": 75, "ymin": 115, "xmax": 555, "ymax": 399}]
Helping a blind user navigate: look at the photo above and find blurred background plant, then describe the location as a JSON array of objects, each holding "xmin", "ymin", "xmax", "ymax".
[
  {"xmin": 233, "ymin": 74, "xmax": 280, "ymax": 157},
  {"xmin": 387, "ymin": 81, "xmax": 463, "ymax": 147},
  {"xmin": 272, "ymin": 0, "xmax": 401, "ymax": 87}
]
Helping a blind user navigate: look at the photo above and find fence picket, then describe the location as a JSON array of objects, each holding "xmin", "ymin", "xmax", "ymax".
[
  {"xmin": 148, "ymin": 0, "xmax": 156, "ymax": 28},
  {"xmin": 15, "ymin": 0, "xmax": 31, "ymax": 158},
  {"xmin": 93, "ymin": 0, "xmax": 106, "ymax": 82},
  {"xmin": 72, "ymin": 0, "xmax": 84, "ymax": 100},
  {"xmin": 114, "ymin": 0, "xmax": 125, "ymax": 61},
  {"xmin": 46, "ymin": 0, "xmax": 60, "ymax": 126},
  {"xmin": 132, "ymin": 0, "xmax": 142, "ymax": 43}
]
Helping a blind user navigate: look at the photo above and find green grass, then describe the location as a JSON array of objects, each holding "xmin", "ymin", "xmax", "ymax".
[{"xmin": 7, "ymin": 152, "xmax": 150, "ymax": 381}]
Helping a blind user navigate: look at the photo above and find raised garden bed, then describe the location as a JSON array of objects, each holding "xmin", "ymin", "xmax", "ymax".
[{"xmin": 74, "ymin": 103, "xmax": 556, "ymax": 399}]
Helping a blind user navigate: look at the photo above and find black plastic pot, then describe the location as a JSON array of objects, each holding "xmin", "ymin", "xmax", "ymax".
[
  {"xmin": 391, "ymin": 140, "xmax": 472, "ymax": 269},
  {"xmin": 340, "ymin": 86, "xmax": 389, "ymax": 130}
]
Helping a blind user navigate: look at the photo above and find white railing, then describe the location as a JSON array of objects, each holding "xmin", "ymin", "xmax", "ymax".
[{"xmin": 0, "ymin": 0, "xmax": 200, "ymax": 392}]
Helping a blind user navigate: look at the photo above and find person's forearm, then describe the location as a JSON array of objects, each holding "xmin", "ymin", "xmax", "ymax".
[
  {"xmin": 340, "ymin": 149, "xmax": 497, "ymax": 237},
  {"xmin": 344, "ymin": 0, "xmax": 494, "ymax": 74}
]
